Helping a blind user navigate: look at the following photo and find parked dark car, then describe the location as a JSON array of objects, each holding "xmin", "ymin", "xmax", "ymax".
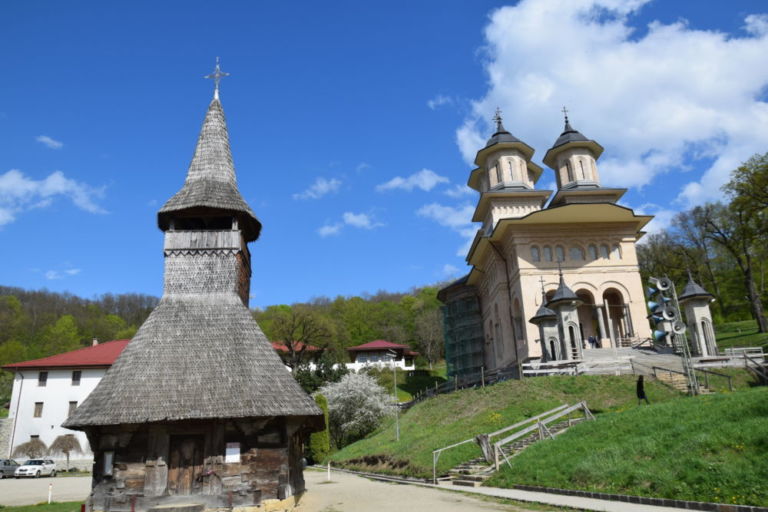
[{"xmin": 0, "ymin": 459, "xmax": 19, "ymax": 478}]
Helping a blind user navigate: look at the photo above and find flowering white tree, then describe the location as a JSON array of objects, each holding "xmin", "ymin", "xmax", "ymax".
[{"xmin": 318, "ymin": 372, "xmax": 393, "ymax": 447}]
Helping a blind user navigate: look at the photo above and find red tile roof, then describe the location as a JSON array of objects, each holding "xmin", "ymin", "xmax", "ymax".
[
  {"xmin": 347, "ymin": 340, "xmax": 416, "ymax": 353},
  {"xmin": 271, "ymin": 341, "xmax": 322, "ymax": 353},
  {"xmin": 1, "ymin": 339, "xmax": 130, "ymax": 370}
]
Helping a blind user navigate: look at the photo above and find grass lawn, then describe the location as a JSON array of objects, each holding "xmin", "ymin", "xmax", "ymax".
[
  {"xmin": 0, "ymin": 503, "xmax": 83, "ymax": 512},
  {"xmin": 330, "ymin": 374, "xmax": 682, "ymax": 478},
  {"xmin": 715, "ymin": 319, "xmax": 768, "ymax": 351},
  {"xmin": 485, "ymin": 387, "xmax": 768, "ymax": 507}
]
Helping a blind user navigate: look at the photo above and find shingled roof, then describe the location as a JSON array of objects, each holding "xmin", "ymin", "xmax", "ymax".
[
  {"xmin": 64, "ymin": 92, "xmax": 320, "ymax": 429},
  {"xmin": 158, "ymin": 98, "xmax": 262, "ymax": 242}
]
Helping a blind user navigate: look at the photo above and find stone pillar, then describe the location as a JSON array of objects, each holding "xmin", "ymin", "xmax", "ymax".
[
  {"xmin": 606, "ymin": 307, "xmax": 617, "ymax": 348},
  {"xmin": 596, "ymin": 305, "xmax": 609, "ymax": 347}
]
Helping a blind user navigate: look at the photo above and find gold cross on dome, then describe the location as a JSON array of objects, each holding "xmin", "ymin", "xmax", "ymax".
[{"xmin": 205, "ymin": 57, "xmax": 230, "ymax": 99}]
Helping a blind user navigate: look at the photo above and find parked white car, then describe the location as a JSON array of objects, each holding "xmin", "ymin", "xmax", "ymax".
[{"xmin": 14, "ymin": 459, "xmax": 57, "ymax": 478}]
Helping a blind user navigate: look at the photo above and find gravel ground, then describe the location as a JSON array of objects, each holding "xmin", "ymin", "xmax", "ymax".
[{"xmin": 0, "ymin": 475, "xmax": 91, "ymax": 506}]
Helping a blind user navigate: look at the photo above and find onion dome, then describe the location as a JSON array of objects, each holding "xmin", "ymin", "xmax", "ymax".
[{"xmin": 542, "ymin": 110, "xmax": 604, "ymax": 169}]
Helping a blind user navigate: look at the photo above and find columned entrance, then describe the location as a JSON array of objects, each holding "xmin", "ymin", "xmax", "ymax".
[{"xmin": 602, "ymin": 289, "xmax": 634, "ymax": 347}]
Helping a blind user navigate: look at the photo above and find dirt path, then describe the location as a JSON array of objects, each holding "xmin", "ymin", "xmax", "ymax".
[
  {"xmin": 299, "ymin": 469, "xmax": 537, "ymax": 512},
  {"xmin": 0, "ymin": 475, "xmax": 91, "ymax": 506}
]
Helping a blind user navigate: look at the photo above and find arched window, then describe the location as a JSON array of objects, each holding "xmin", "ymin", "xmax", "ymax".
[
  {"xmin": 588, "ymin": 244, "xmax": 598, "ymax": 260},
  {"xmin": 495, "ymin": 163, "xmax": 502, "ymax": 184},
  {"xmin": 579, "ymin": 160, "xmax": 585, "ymax": 179},
  {"xmin": 531, "ymin": 245, "xmax": 541, "ymax": 262},
  {"xmin": 600, "ymin": 244, "xmax": 610, "ymax": 259},
  {"xmin": 569, "ymin": 247, "xmax": 585, "ymax": 260},
  {"xmin": 555, "ymin": 245, "xmax": 565, "ymax": 262},
  {"xmin": 508, "ymin": 160, "xmax": 515, "ymax": 181},
  {"xmin": 519, "ymin": 160, "xmax": 525, "ymax": 181},
  {"xmin": 543, "ymin": 246, "xmax": 553, "ymax": 262},
  {"xmin": 611, "ymin": 244, "xmax": 622, "ymax": 259},
  {"xmin": 566, "ymin": 161, "xmax": 574, "ymax": 182}
]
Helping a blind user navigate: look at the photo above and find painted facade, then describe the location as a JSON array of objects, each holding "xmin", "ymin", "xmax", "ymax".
[{"xmin": 440, "ymin": 111, "xmax": 654, "ymax": 375}]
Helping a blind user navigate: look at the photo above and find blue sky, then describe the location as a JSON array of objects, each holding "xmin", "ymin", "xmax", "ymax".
[{"xmin": 1, "ymin": 0, "xmax": 767, "ymax": 309}]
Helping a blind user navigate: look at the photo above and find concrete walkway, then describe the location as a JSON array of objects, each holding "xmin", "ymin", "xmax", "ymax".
[{"xmin": 0, "ymin": 475, "xmax": 91, "ymax": 506}]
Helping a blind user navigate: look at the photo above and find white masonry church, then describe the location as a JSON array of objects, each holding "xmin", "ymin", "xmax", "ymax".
[{"xmin": 440, "ymin": 110, "xmax": 662, "ymax": 377}]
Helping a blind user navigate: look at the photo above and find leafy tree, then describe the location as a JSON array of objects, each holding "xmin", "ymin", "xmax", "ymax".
[
  {"xmin": 692, "ymin": 202, "xmax": 767, "ymax": 332},
  {"xmin": 39, "ymin": 315, "xmax": 81, "ymax": 355},
  {"xmin": 308, "ymin": 394, "xmax": 331, "ymax": 463},
  {"xmin": 48, "ymin": 434, "xmax": 83, "ymax": 470},
  {"xmin": 319, "ymin": 373, "xmax": 393, "ymax": 448},
  {"xmin": 262, "ymin": 306, "xmax": 335, "ymax": 370},
  {"xmin": 724, "ymin": 152, "xmax": 768, "ymax": 213},
  {"xmin": 13, "ymin": 438, "xmax": 48, "ymax": 459}
]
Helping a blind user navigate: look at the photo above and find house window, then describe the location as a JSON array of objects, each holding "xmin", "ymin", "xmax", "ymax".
[
  {"xmin": 543, "ymin": 246, "xmax": 553, "ymax": 262},
  {"xmin": 588, "ymin": 244, "xmax": 598, "ymax": 260},
  {"xmin": 555, "ymin": 245, "xmax": 565, "ymax": 262},
  {"xmin": 72, "ymin": 370, "xmax": 81, "ymax": 386},
  {"xmin": 531, "ymin": 246, "xmax": 541, "ymax": 262},
  {"xmin": 600, "ymin": 244, "xmax": 610, "ymax": 259},
  {"xmin": 33, "ymin": 402, "xmax": 43, "ymax": 418},
  {"xmin": 30, "ymin": 435, "xmax": 40, "ymax": 440},
  {"xmin": 38, "ymin": 371, "xmax": 48, "ymax": 387},
  {"xmin": 68, "ymin": 401, "xmax": 78, "ymax": 418}
]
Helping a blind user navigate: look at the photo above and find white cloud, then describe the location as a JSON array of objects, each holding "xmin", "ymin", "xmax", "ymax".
[
  {"xmin": 417, "ymin": 203, "xmax": 477, "ymax": 256},
  {"xmin": 377, "ymin": 169, "xmax": 450, "ymax": 192},
  {"xmin": 36, "ymin": 135, "xmax": 63, "ymax": 149},
  {"xmin": 317, "ymin": 211, "xmax": 383, "ymax": 237},
  {"xmin": 342, "ymin": 212, "xmax": 382, "ymax": 229},
  {"xmin": 0, "ymin": 169, "xmax": 106, "ymax": 225},
  {"xmin": 44, "ymin": 268, "xmax": 81, "ymax": 280},
  {"xmin": 427, "ymin": 94, "xmax": 454, "ymax": 110},
  {"xmin": 444, "ymin": 184, "xmax": 476, "ymax": 198},
  {"xmin": 635, "ymin": 202, "xmax": 677, "ymax": 235},
  {"xmin": 442, "ymin": 263, "xmax": 460, "ymax": 276},
  {"xmin": 456, "ymin": 0, "xmax": 768, "ymax": 208},
  {"xmin": 317, "ymin": 223, "xmax": 343, "ymax": 237},
  {"xmin": 356, "ymin": 162, "xmax": 371, "ymax": 173},
  {"xmin": 293, "ymin": 177, "xmax": 342, "ymax": 200}
]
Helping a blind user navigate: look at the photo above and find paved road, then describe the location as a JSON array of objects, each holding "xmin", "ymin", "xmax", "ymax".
[
  {"xmin": 0, "ymin": 476, "xmax": 91, "ymax": 506},
  {"xmin": 301, "ymin": 469, "xmax": 535, "ymax": 512}
]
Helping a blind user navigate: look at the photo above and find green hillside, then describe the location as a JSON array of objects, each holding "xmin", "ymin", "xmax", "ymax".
[
  {"xmin": 330, "ymin": 374, "xmax": 686, "ymax": 478},
  {"xmin": 487, "ymin": 386, "xmax": 768, "ymax": 507}
]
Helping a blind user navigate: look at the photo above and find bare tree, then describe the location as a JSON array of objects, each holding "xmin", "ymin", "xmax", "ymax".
[
  {"xmin": 415, "ymin": 309, "xmax": 443, "ymax": 369},
  {"xmin": 48, "ymin": 434, "xmax": 83, "ymax": 471},
  {"xmin": 13, "ymin": 438, "xmax": 47, "ymax": 459}
]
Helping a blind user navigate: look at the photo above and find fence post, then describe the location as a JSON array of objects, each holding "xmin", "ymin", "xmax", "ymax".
[
  {"xmin": 481, "ymin": 366, "xmax": 485, "ymax": 388},
  {"xmin": 454, "ymin": 375, "xmax": 458, "ymax": 391},
  {"xmin": 433, "ymin": 452, "xmax": 437, "ymax": 485},
  {"xmin": 494, "ymin": 444, "xmax": 499, "ymax": 472}
]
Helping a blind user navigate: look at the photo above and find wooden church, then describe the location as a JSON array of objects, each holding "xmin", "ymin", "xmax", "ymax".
[{"xmin": 64, "ymin": 63, "xmax": 322, "ymax": 512}]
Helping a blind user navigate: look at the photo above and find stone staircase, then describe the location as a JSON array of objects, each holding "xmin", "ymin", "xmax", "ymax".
[{"xmin": 448, "ymin": 419, "xmax": 585, "ymax": 487}]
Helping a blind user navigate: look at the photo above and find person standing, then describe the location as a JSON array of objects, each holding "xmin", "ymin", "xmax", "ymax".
[{"xmin": 636, "ymin": 375, "xmax": 650, "ymax": 405}]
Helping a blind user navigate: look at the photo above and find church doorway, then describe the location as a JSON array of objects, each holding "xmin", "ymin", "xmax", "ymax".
[
  {"xmin": 602, "ymin": 289, "xmax": 633, "ymax": 347},
  {"xmin": 576, "ymin": 290, "xmax": 598, "ymax": 349},
  {"xmin": 168, "ymin": 435, "xmax": 204, "ymax": 495}
]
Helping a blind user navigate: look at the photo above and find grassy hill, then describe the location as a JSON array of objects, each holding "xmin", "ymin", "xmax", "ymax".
[
  {"xmin": 715, "ymin": 319, "xmax": 768, "ymax": 351},
  {"xmin": 486, "ymin": 386, "xmax": 768, "ymax": 507},
  {"xmin": 330, "ymin": 374, "xmax": 685, "ymax": 478}
]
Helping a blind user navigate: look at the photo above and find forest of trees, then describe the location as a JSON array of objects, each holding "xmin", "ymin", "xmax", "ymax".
[
  {"xmin": 0, "ymin": 283, "xmax": 446, "ymax": 406},
  {"xmin": 637, "ymin": 152, "xmax": 768, "ymax": 331}
]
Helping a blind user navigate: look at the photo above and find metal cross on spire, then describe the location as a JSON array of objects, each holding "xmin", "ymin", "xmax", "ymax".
[
  {"xmin": 561, "ymin": 105, "xmax": 570, "ymax": 124},
  {"xmin": 493, "ymin": 107, "xmax": 504, "ymax": 132},
  {"xmin": 205, "ymin": 57, "xmax": 230, "ymax": 100}
]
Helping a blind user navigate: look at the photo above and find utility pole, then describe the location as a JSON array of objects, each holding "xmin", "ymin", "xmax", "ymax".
[{"xmin": 388, "ymin": 349, "xmax": 400, "ymax": 441}]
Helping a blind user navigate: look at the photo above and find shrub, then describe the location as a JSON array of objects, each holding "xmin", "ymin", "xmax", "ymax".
[{"xmin": 309, "ymin": 393, "xmax": 331, "ymax": 463}]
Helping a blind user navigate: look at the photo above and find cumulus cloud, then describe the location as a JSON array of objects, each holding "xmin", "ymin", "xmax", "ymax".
[
  {"xmin": 0, "ymin": 169, "xmax": 106, "ymax": 225},
  {"xmin": 417, "ymin": 203, "xmax": 477, "ymax": 255},
  {"xmin": 457, "ymin": 0, "xmax": 768, "ymax": 208},
  {"xmin": 317, "ymin": 211, "xmax": 383, "ymax": 237},
  {"xmin": 635, "ymin": 202, "xmax": 678, "ymax": 236},
  {"xmin": 377, "ymin": 169, "xmax": 450, "ymax": 192},
  {"xmin": 444, "ymin": 184, "xmax": 476, "ymax": 198},
  {"xmin": 293, "ymin": 177, "xmax": 342, "ymax": 200},
  {"xmin": 427, "ymin": 94, "xmax": 454, "ymax": 110},
  {"xmin": 36, "ymin": 135, "xmax": 63, "ymax": 149}
]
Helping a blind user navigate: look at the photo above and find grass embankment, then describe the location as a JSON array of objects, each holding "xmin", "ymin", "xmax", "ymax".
[
  {"xmin": 715, "ymin": 319, "xmax": 768, "ymax": 351},
  {"xmin": 330, "ymin": 374, "xmax": 681, "ymax": 478},
  {"xmin": 486, "ymin": 387, "xmax": 768, "ymax": 507},
  {"xmin": 368, "ymin": 364, "xmax": 447, "ymax": 402},
  {"xmin": 0, "ymin": 504, "xmax": 82, "ymax": 512}
]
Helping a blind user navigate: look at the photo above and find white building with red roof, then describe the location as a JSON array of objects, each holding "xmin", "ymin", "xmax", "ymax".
[
  {"xmin": 346, "ymin": 340, "xmax": 418, "ymax": 372},
  {"xmin": 1, "ymin": 339, "xmax": 129, "ymax": 466}
]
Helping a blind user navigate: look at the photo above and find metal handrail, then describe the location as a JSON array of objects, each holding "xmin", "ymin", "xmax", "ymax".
[{"xmin": 744, "ymin": 353, "xmax": 768, "ymax": 383}]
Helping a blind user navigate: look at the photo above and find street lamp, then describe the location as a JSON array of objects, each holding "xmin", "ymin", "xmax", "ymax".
[{"xmin": 388, "ymin": 349, "xmax": 400, "ymax": 442}]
